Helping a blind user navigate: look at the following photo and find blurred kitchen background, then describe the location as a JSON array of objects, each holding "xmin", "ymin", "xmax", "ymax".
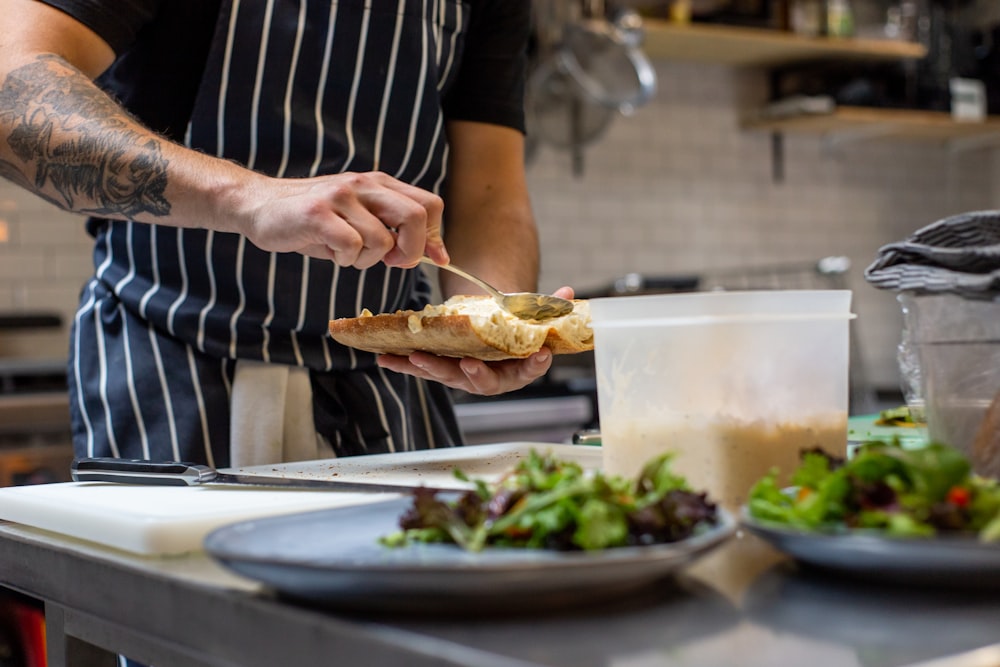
[{"xmin": 2, "ymin": 0, "xmax": 1000, "ymax": 465}]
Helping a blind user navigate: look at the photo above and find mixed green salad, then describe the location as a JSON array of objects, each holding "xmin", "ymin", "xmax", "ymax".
[
  {"xmin": 748, "ymin": 440, "xmax": 1000, "ymax": 541},
  {"xmin": 381, "ymin": 449, "xmax": 719, "ymax": 552}
]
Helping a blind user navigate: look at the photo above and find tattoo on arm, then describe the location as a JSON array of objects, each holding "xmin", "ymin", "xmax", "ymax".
[{"xmin": 0, "ymin": 54, "xmax": 170, "ymax": 218}]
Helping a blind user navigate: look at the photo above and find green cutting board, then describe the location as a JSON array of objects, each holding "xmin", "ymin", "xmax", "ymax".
[{"xmin": 848, "ymin": 414, "xmax": 929, "ymax": 451}]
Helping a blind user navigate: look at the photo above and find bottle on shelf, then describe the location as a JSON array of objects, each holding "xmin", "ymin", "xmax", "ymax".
[
  {"xmin": 669, "ymin": 0, "xmax": 692, "ymax": 25},
  {"xmin": 825, "ymin": 0, "xmax": 855, "ymax": 38},
  {"xmin": 789, "ymin": 0, "xmax": 824, "ymax": 37}
]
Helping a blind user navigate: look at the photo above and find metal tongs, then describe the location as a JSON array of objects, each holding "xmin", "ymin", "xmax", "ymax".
[{"xmin": 419, "ymin": 257, "xmax": 574, "ymax": 321}]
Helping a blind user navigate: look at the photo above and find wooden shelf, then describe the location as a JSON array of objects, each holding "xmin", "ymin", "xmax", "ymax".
[
  {"xmin": 643, "ymin": 20, "xmax": 928, "ymax": 67},
  {"xmin": 742, "ymin": 106, "xmax": 1000, "ymax": 146},
  {"xmin": 637, "ymin": 21, "xmax": 999, "ymax": 158}
]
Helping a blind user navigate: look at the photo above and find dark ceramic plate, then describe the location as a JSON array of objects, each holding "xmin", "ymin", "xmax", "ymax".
[
  {"xmin": 742, "ymin": 510, "xmax": 1000, "ymax": 587},
  {"xmin": 205, "ymin": 497, "xmax": 736, "ymax": 613}
]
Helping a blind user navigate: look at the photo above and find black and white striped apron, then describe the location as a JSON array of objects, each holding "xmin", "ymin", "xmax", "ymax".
[{"xmin": 68, "ymin": 0, "xmax": 469, "ymax": 466}]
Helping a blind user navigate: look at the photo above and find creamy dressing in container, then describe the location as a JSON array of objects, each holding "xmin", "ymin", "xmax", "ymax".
[
  {"xmin": 589, "ymin": 290, "xmax": 855, "ymax": 513},
  {"xmin": 602, "ymin": 414, "xmax": 848, "ymax": 511}
]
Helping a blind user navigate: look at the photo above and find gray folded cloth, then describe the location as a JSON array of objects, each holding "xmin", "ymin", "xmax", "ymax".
[{"xmin": 864, "ymin": 210, "xmax": 1000, "ymax": 299}]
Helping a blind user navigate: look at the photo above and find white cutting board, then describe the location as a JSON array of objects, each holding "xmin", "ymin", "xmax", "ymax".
[
  {"xmin": 0, "ymin": 482, "xmax": 395, "ymax": 556},
  {"xmin": 0, "ymin": 442, "xmax": 600, "ymax": 557}
]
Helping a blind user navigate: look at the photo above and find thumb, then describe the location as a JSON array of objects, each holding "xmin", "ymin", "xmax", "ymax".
[{"xmin": 423, "ymin": 223, "xmax": 449, "ymax": 265}]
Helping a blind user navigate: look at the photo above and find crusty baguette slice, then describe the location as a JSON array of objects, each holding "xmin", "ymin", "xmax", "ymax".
[{"xmin": 328, "ymin": 295, "xmax": 593, "ymax": 361}]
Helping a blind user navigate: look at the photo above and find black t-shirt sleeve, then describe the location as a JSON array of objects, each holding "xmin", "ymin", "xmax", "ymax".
[
  {"xmin": 34, "ymin": 0, "xmax": 159, "ymax": 55},
  {"xmin": 34, "ymin": 0, "xmax": 220, "ymax": 142},
  {"xmin": 442, "ymin": 0, "xmax": 530, "ymax": 133}
]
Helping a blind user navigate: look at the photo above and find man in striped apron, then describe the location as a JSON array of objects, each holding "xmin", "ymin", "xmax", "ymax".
[{"xmin": 0, "ymin": 0, "xmax": 565, "ymax": 477}]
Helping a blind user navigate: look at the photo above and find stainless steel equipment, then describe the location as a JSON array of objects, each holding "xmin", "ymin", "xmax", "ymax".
[
  {"xmin": 0, "ymin": 314, "xmax": 74, "ymax": 486},
  {"xmin": 526, "ymin": 0, "xmax": 657, "ymax": 175},
  {"xmin": 453, "ymin": 394, "xmax": 594, "ymax": 445}
]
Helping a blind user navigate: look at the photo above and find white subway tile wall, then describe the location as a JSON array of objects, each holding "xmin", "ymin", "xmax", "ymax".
[
  {"xmin": 527, "ymin": 61, "xmax": 999, "ymax": 391},
  {"xmin": 0, "ymin": 192, "xmax": 90, "ymax": 359},
  {"xmin": 1, "ymin": 59, "xmax": 999, "ymax": 391}
]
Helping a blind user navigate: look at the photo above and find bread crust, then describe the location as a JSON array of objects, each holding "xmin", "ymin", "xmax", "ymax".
[{"xmin": 328, "ymin": 300, "xmax": 593, "ymax": 361}]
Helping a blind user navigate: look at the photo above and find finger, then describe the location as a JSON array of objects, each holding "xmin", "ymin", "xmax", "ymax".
[
  {"xmin": 424, "ymin": 237, "xmax": 448, "ymax": 265},
  {"xmin": 377, "ymin": 353, "xmax": 477, "ymax": 393},
  {"xmin": 460, "ymin": 350, "xmax": 552, "ymax": 396},
  {"xmin": 376, "ymin": 176, "xmax": 445, "ymax": 223},
  {"xmin": 325, "ymin": 230, "xmax": 385, "ymax": 269},
  {"xmin": 296, "ymin": 243, "xmax": 338, "ymax": 261},
  {"xmin": 372, "ymin": 177, "xmax": 446, "ymax": 265},
  {"xmin": 354, "ymin": 194, "xmax": 427, "ymax": 268},
  {"xmin": 321, "ymin": 204, "xmax": 396, "ymax": 269},
  {"xmin": 309, "ymin": 172, "xmax": 433, "ymax": 268},
  {"xmin": 379, "ymin": 210, "xmax": 425, "ymax": 267},
  {"xmin": 375, "ymin": 354, "xmax": 426, "ymax": 378},
  {"xmin": 387, "ymin": 188, "xmax": 445, "ymax": 265},
  {"xmin": 407, "ymin": 352, "xmax": 470, "ymax": 385},
  {"xmin": 351, "ymin": 224, "xmax": 396, "ymax": 269},
  {"xmin": 378, "ymin": 349, "xmax": 553, "ymax": 396},
  {"xmin": 553, "ymin": 285, "xmax": 575, "ymax": 300},
  {"xmin": 324, "ymin": 229, "xmax": 363, "ymax": 267},
  {"xmin": 522, "ymin": 350, "xmax": 553, "ymax": 385},
  {"xmin": 457, "ymin": 359, "xmax": 498, "ymax": 395},
  {"xmin": 420, "ymin": 207, "xmax": 447, "ymax": 265}
]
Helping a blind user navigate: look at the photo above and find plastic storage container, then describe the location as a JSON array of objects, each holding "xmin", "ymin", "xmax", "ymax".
[
  {"xmin": 899, "ymin": 292, "xmax": 1000, "ymax": 477},
  {"xmin": 590, "ymin": 290, "xmax": 854, "ymax": 510}
]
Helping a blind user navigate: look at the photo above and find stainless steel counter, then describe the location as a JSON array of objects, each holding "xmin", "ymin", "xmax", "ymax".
[
  {"xmin": 0, "ymin": 518, "xmax": 998, "ymax": 667},
  {"xmin": 0, "ymin": 358, "xmax": 73, "ymax": 485},
  {"xmin": 454, "ymin": 395, "xmax": 593, "ymax": 444}
]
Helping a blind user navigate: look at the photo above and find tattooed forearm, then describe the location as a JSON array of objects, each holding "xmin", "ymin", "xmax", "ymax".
[{"xmin": 0, "ymin": 54, "xmax": 170, "ymax": 219}]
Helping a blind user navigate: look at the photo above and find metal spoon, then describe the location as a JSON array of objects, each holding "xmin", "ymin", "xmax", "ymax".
[{"xmin": 418, "ymin": 257, "xmax": 575, "ymax": 321}]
